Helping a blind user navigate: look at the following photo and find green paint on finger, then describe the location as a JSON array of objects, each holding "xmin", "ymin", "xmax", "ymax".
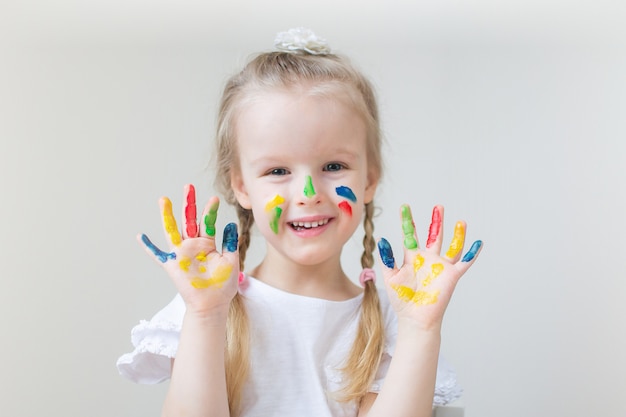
[
  {"xmin": 401, "ymin": 205, "xmax": 418, "ymax": 250},
  {"xmin": 204, "ymin": 200, "xmax": 219, "ymax": 237}
]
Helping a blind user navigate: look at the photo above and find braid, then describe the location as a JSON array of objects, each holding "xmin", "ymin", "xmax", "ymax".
[
  {"xmin": 236, "ymin": 204, "xmax": 255, "ymax": 270},
  {"xmin": 224, "ymin": 203, "xmax": 254, "ymax": 415},
  {"xmin": 338, "ymin": 200, "xmax": 385, "ymax": 402},
  {"xmin": 361, "ymin": 201, "xmax": 376, "ymax": 269}
]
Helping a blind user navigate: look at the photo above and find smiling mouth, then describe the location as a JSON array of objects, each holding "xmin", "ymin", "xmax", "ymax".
[{"xmin": 289, "ymin": 218, "xmax": 330, "ymax": 231}]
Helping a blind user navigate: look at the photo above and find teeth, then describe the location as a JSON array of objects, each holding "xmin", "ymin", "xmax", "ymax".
[{"xmin": 292, "ymin": 219, "xmax": 329, "ymax": 229}]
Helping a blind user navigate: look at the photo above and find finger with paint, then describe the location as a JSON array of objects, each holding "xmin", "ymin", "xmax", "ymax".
[
  {"xmin": 377, "ymin": 238, "xmax": 396, "ymax": 270},
  {"xmin": 200, "ymin": 196, "xmax": 220, "ymax": 239},
  {"xmin": 425, "ymin": 205, "xmax": 443, "ymax": 253},
  {"xmin": 139, "ymin": 233, "xmax": 176, "ymax": 264},
  {"xmin": 160, "ymin": 196, "xmax": 183, "ymax": 247},
  {"xmin": 400, "ymin": 205, "xmax": 418, "ymax": 250},
  {"xmin": 444, "ymin": 221, "xmax": 466, "ymax": 262},
  {"xmin": 182, "ymin": 184, "xmax": 199, "ymax": 238}
]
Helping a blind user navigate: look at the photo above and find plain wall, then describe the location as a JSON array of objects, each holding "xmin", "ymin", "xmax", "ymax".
[{"xmin": 1, "ymin": 1, "xmax": 625, "ymax": 416}]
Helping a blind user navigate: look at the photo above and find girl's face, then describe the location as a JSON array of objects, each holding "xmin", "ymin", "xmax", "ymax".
[{"xmin": 231, "ymin": 87, "xmax": 378, "ymax": 268}]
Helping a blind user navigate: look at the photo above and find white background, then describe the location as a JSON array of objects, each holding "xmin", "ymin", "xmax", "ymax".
[{"xmin": 1, "ymin": 1, "xmax": 625, "ymax": 416}]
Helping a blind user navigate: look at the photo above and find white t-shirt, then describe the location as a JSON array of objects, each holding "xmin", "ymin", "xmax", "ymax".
[{"xmin": 117, "ymin": 275, "xmax": 462, "ymax": 415}]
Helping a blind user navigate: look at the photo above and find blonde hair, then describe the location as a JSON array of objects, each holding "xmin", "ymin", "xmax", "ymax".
[{"xmin": 214, "ymin": 51, "xmax": 385, "ymax": 414}]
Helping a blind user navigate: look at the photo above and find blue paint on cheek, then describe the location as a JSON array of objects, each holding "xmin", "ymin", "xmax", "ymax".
[
  {"xmin": 377, "ymin": 238, "xmax": 395, "ymax": 269},
  {"xmin": 222, "ymin": 223, "xmax": 239, "ymax": 253},
  {"xmin": 141, "ymin": 234, "xmax": 176, "ymax": 263},
  {"xmin": 461, "ymin": 240, "xmax": 482, "ymax": 262},
  {"xmin": 335, "ymin": 186, "xmax": 357, "ymax": 203}
]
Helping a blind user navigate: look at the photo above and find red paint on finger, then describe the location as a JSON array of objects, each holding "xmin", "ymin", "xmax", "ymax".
[
  {"xmin": 426, "ymin": 206, "xmax": 441, "ymax": 248},
  {"xmin": 338, "ymin": 201, "xmax": 352, "ymax": 216},
  {"xmin": 185, "ymin": 184, "xmax": 198, "ymax": 237}
]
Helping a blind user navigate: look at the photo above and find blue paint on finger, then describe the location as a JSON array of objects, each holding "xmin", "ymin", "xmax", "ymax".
[
  {"xmin": 377, "ymin": 238, "xmax": 395, "ymax": 269},
  {"xmin": 461, "ymin": 240, "xmax": 482, "ymax": 262},
  {"xmin": 141, "ymin": 234, "xmax": 176, "ymax": 263},
  {"xmin": 222, "ymin": 223, "xmax": 238, "ymax": 253}
]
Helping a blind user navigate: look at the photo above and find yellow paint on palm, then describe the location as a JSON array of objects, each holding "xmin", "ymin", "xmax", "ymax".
[
  {"xmin": 162, "ymin": 198, "xmax": 182, "ymax": 246},
  {"xmin": 392, "ymin": 284, "xmax": 440, "ymax": 306},
  {"xmin": 445, "ymin": 221, "xmax": 466, "ymax": 258},
  {"xmin": 413, "ymin": 254, "xmax": 425, "ymax": 273},
  {"xmin": 421, "ymin": 263, "xmax": 444, "ymax": 287},
  {"xmin": 198, "ymin": 265, "xmax": 207, "ymax": 273},
  {"xmin": 265, "ymin": 194, "xmax": 285, "ymax": 212},
  {"xmin": 179, "ymin": 257, "xmax": 192, "ymax": 271},
  {"xmin": 190, "ymin": 264, "xmax": 233, "ymax": 289},
  {"xmin": 195, "ymin": 251, "xmax": 207, "ymax": 262}
]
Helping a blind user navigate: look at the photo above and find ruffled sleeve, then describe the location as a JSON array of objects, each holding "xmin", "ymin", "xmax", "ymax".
[
  {"xmin": 116, "ymin": 294, "xmax": 185, "ymax": 384},
  {"xmin": 369, "ymin": 287, "xmax": 463, "ymax": 405}
]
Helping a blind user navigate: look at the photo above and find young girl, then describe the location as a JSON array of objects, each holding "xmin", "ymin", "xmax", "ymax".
[{"xmin": 117, "ymin": 28, "xmax": 482, "ymax": 417}]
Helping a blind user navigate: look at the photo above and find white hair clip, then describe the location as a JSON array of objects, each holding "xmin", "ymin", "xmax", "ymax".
[{"xmin": 274, "ymin": 27, "xmax": 331, "ymax": 55}]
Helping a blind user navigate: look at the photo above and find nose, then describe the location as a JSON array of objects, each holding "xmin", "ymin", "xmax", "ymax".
[{"xmin": 296, "ymin": 175, "xmax": 322, "ymax": 206}]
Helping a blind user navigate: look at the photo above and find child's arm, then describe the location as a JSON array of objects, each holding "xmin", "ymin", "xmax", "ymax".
[
  {"xmin": 138, "ymin": 185, "xmax": 239, "ymax": 417},
  {"xmin": 362, "ymin": 205, "xmax": 482, "ymax": 417}
]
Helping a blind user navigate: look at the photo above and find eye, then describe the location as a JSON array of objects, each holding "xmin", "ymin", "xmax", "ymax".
[
  {"xmin": 267, "ymin": 168, "xmax": 289, "ymax": 176},
  {"xmin": 324, "ymin": 162, "xmax": 345, "ymax": 172}
]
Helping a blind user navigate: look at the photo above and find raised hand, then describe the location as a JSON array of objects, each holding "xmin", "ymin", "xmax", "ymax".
[
  {"xmin": 138, "ymin": 184, "xmax": 240, "ymax": 313},
  {"xmin": 377, "ymin": 205, "xmax": 482, "ymax": 330}
]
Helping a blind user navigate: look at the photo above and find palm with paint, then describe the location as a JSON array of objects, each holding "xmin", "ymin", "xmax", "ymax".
[
  {"xmin": 378, "ymin": 205, "xmax": 482, "ymax": 330},
  {"xmin": 139, "ymin": 184, "xmax": 240, "ymax": 313}
]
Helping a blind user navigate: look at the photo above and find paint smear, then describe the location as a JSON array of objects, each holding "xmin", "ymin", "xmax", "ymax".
[
  {"xmin": 141, "ymin": 234, "xmax": 176, "ymax": 263},
  {"xmin": 223, "ymin": 223, "xmax": 238, "ymax": 252},
  {"xmin": 162, "ymin": 198, "xmax": 182, "ymax": 246},
  {"xmin": 392, "ymin": 285, "xmax": 440, "ymax": 306},
  {"xmin": 304, "ymin": 175, "xmax": 316, "ymax": 198},
  {"xmin": 195, "ymin": 251, "xmax": 207, "ymax": 262},
  {"xmin": 204, "ymin": 200, "xmax": 219, "ymax": 237},
  {"xmin": 335, "ymin": 186, "xmax": 357, "ymax": 203},
  {"xmin": 413, "ymin": 254, "xmax": 425, "ymax": 273},
  {"xmin": 185, "ymin": 185, "xmax": 198, "ymax": 237},
  {"xmin": 270, "ymin": 207, "xmax": 282, "ymax": 234},
  {"xmin": 426, "ymin": 206, "xmax": 441, "ymax": 248},
  {"xmin": 445, "ymin": 221, "xmax": 466, "ymax": 258},
  {"xmin": 462, "ymin": 240, "xmax": 483, "ymax": 262},
  {"xmin": 421, "ymin": 263, "xmax": 444, "ymax": 287},
  {"xmin": 265, "ymin": 194, "xmax": 285, "ymax": 212},
  {"xmin": 401, "ymin": 205, "xmax": 418, "ymax": 250},
  {"xmin": 338, "ymin": 201, "xmax": 352, "ymax": 216},
  {"xmin": 179, "ymin": 256, "xmax": 192, "ymax": 272},
  {"xmin": 377, "ymin": 238, "xmax": 395, "ymax": 269},
  {"xmin": 191, "ymin": 264, "xmax": 233, "ymax": 289}
]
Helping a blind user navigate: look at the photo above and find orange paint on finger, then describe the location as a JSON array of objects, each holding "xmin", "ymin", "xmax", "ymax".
[
  {"xmin": 392, "ymin": 284, "xmax": 440, "ymax": 306},
  {"xmin": 162, "ymin": 198, "xmax": 182, "ymax": 246},
  {"xmin": 445, "ymin": 222, "xmax": 466, "ymax": 258},
  {"xmin": 190, "ymin": 264, "xmax": 233, "ymax": 289}
]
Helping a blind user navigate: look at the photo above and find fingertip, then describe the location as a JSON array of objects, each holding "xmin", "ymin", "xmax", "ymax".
[
  {"xmin": 377, "ymin": 237, "xmax": 395, "ymax": 269},
  {"xmin": 461, "ymin": 240, "xmax": 483, "ymax": 263},
  {"xmin": 222, "ymin": 222, "xmax": 239, "ymax": 253}
]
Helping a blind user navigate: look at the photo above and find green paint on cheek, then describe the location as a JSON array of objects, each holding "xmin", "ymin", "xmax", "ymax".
[
  {"xmin": 401, "ymin": 205, "xmax": 418, "ymax": 250},
  {"xmin": 270, "ymin": 207, "xmax": 282, "ymax": 234},
  {"xmin": 304, "ymin": 175, "xmax": 316, "ymax": 198}
]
